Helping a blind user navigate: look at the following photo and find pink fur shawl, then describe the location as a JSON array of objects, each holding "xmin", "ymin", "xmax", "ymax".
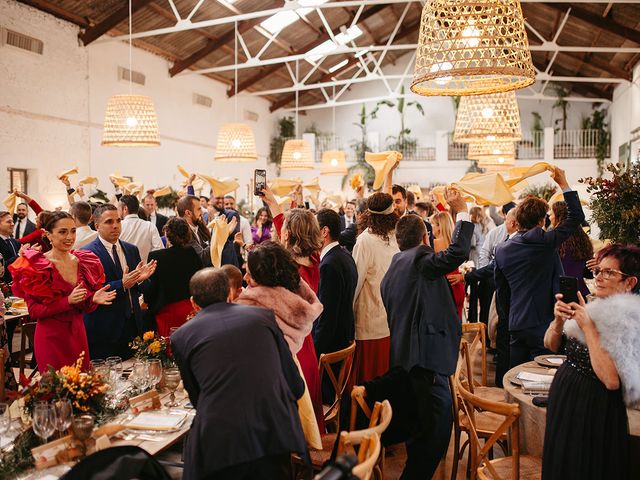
[{"xmin": 236, "ymin": 280, "xmax": 323, "ymax": 354}]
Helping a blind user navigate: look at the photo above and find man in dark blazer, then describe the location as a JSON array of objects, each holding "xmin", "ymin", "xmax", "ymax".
[
  {"xmin": 495, "ymin": 167, "xmax": 585, "ymax": 368},
  {"xmin": 0, "ymin": 211, "xmax": 21, "ymax": 283},
  {"xmin": 13, "ymin": 203, "xmax": 36, "ymax": 240},
  {"xmin": 381, "ymin": 189, "xmax": 473, "ymax": 479},
  {"xmin": 392, "ymin": 184, "xmax": 434, "ymax": 247},
  {"xmin": 81, "ymin": 204, "xmax": 156, "ymax": 360},
  {"xmin": 171, "ymin": 268, "xmax": 307, "ymax": 480},
  {"xmin": 142, "ymin": 194, "xmax": 168, "ymax": 235},
  {"xmin": 314, "ymin": 209, "xmax": 358, "ymax": 358}
]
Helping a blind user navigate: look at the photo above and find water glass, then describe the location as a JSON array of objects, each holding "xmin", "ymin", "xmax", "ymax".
[
  {"xmin": 52, "ymin": 399, "xmax": 73, "ymax": 435},
  {"xmin": 131, "ymin": 361, "xmax": 150, "ymax": 391},
  {"xmin": 106, "ymin": 356, "xmax": 123, "ymax": 388},
  {"xmin": 0, "ymin": 403, "xmax": 9, "ymax": 435},
  {"xmin": 32, "ymin": 404, "xmax": 56, "ymax": 444},
  {"xmin": 147, "ymin": 359, "xmax": 163, "ymax": 390},
  {"xmin": 71, "ymin": 414, "xmax": 94, "ymax": 457},
  {"xmin": 163, "ymin": 368, "xmax": 181, "ymax": 408}
]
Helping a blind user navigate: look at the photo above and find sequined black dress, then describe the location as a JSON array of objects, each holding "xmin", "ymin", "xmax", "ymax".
[{"xmin": 542, "ymin": 337, "xmax": 629, "ymax": 479}]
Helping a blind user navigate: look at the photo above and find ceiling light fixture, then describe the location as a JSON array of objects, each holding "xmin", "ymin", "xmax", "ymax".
[
  {"xmin": 281, "ymin": 59, "xmax": 314, "ymax": 171},
  {"xmin": 321, "ymin": 86, "xmax": 347, "ymax": 176},
  {"xmin": 454, "ymin": 91, "xmax": 522, "ymax": 143}
]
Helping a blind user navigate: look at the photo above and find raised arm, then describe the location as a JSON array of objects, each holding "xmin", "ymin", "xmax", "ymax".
[{"xmin": 543, "ymin": 168, "xmax": 586, "ymax": 248}]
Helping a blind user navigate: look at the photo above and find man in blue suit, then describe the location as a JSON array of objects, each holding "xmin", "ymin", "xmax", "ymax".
[
  {"xmin": 494, "ymin": 167, "xmax": 585, "ymax": 368},
  {"xmin": 82, "ymin": 204, "xmax": 157, "ymax": 360}
]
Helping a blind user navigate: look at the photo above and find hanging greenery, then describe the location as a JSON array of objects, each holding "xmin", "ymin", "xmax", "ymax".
[
  {"xmin": 269, "ymin": 116, "xmax": 295, "ymax": 170},
  {"xmin": 581, "ymin": 162, "xmax": 640, "ymax": 244},
  {"xmin": 551, "ymin": 84, "xmax": 570, "ymax": 132}
]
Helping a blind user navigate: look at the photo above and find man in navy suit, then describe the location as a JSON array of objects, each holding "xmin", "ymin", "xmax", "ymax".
[
  {"xmin": 82, "ymin": 204, "xmax": 156, "ymax": 360},
  {"xmin": 495, "ymin": 167, "xmax": 585, "ymax": 368},
  {"xmin": 381, "ymin": 189, "xmax": 474, "ymax": 479},
  {"xmin": 0, "ymin": 211, "xmax": 22, "ymax": 283},
  {"xmin": 314, "ymin": 209, "xmax": 358, "ymax": 358}
]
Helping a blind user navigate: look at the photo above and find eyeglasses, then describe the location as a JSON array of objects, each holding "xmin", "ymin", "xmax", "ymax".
[{"xmin": 593, "ymin": 267, "xmax": 630, "ymax": 280}]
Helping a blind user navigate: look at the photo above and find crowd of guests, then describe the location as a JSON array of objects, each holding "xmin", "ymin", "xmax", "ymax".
[{"xmin": 0, "ymin": 164, "xmax": 638, "ymax": 480}]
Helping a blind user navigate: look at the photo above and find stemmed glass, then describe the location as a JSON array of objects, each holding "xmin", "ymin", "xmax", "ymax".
[
  {"xmin": 32, "ymin": 404, "xmax": 56, "ymax": 444},
  {"xmin": 163, "ymin": 368, "xmax": 181, "ymax": 408},
  {"xmin": 131, "ymin": 361, "xmax": 150, "ymax": 391},
  {"xmin": 147, "ymin": 359, "xmax": 163, "ymax": 391},
  {"xmin": 0, "ymin": 403, "xmax": 10, "ymax": 442},
  {"xmin": 91, "ymin": 359, "xmax": 110, "ymax": 384},
  {"xmin": 71, "ymin": 414, "xmax": 95, "ymax": 457},
  {"xmin": 52, "ymin": 399, "xmax": 73, "ymax": 438}
]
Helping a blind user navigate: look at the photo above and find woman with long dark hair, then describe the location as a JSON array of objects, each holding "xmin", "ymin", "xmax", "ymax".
[{"xmin": 251, "ymin": 207, "xmax": 273, "ymax": 245}]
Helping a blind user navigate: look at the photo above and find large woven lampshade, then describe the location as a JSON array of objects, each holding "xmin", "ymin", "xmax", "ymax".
[
  {"xmin": 281, "ymin": 139, "xmax": 314, "ymax": 171},
  {"xmin": 214, "ymin": 123, "xmax": 257, "ymax": 162},
  {"xmin": 411, "ymin": 0, "xmax": 535, "ymax": 96},
  {"xmin": 454, "ymin": 91, "xmax": 522, "ymax": 143},
  {"xmin": 102, "ymin": 94, "xmax": 160, "ymax": 147},
  {"xmin": 320, "ymin": 150, "xmax": 348, "ymax": 176},
  {"xmin": 468, "ymin": 141, "xmax": 516, "ymax": 161}
]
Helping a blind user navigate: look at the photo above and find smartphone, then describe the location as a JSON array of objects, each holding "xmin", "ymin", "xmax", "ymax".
[
  {"xmin": 254, "ymin": 169, "xmax": 266, "ymax": 196},
  {"xmin": 304, "ymin": 201, "xmax": 310, "ymax": 210},
  {"xmin": 559, "ymin": 276, "xmax": 579, "ymax": 304}
]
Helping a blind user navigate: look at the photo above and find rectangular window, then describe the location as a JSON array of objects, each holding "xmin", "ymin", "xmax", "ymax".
[{"xmin": 8, "ymin": 168, "xmax": 27, "ymax": 194}]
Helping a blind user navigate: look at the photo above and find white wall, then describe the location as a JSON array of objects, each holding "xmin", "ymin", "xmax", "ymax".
[
  {"xmin": 0, "ymin": 0, "xmax": 277, "ymax": 211},
  {"xmin": 610, "ymin": 62, "xmax": 640, "ymax": 164}
]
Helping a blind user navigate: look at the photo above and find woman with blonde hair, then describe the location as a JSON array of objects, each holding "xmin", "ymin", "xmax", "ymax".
[
  {"xmin": 432, "ymin": 211, "xmax": 465, "ymax": 318},
  {"xmin": 352, "ymin": 192, "xmax": 400, "ymax": 384},
  {"xmin": 260, "ymin": 187, "xmax": 325, "ymax": 432}
]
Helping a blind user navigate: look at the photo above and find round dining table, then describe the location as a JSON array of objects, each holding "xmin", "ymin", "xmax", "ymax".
[{"xmin": 504, "ymin": 360, "xmax": 640, "ymax": 475}]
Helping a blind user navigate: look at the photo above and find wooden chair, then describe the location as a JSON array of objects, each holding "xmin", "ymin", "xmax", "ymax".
[
  {"xmin": 462, "ymin": 322, "xmax": 487, "ymax": 386},
  {"xmin": 339, "ymin": 432, "xmax": 382, "ymax": 480},
  {"xmin": 455, "ymin": 374, "xmax": 541, "ymax": 480},
  {"xmin": 318, "ymin": 341, "xmax": 356, "ymax": 432},
  {"xmin": 18, "ymin": 322, "xmax": 37, "ymax": 380},
  {"xmin": 461, "ymin": 325, "xmax": 505, "ymax": 403},
  {"xmin": 0, "ymin": 349, "xmax": 5, "ymax": 402},
  {"xmin": 450, "ymin": 341, "xmax": 509, "ymax": 480}
]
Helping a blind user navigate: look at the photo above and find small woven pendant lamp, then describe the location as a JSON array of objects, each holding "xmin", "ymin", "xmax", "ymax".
[
  {"xmin": 281, "ymin": 60, "xmax": 314, "ymax": 171},
  {"xmin": 454, "ymin": 91, "xmax": 522, "ymax": 143},
  {"xmin": 410, "ymin": 0, "xmax": 535, "ymax": 96},
  {"xmin": 468, "ymin": 141, "xmax": 516, "ymax": 161}
]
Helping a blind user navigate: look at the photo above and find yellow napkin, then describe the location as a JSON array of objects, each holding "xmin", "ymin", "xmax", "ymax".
[
  {"xmin": 152, "ymin": 186, "xmax": 172, "ymax": 198},
  {"xmin": 109, "ymin": 172, "xmax": 130, "ymax": 187},
  {"xmin": 306, "ymin": 192, "xmax": 321, "ymax": 209},
  {"xmin": 270, "ymin": 178, "xmax": 302, "ymax": 196},
  {"xmin": 208, "ymin": 216, "xmax": 233, "ymax": 268},
  {"xmin": 324, "ymin": 194, "xmax": 345, "ymax": 209},
  {"xmin": 11, "ymin": 298, "xmax": 27, "ymax": 310},
  {"xmin": 197, "ymin": 174, "xmax": 239, "ymax": 197},
  {"xmin": 78, "ymin": 176, "xmax": 98, "ymax": 186},
  {"xmin": 407, "ymin": 184, "xmax": 422, "ymax": 201},
  {"xmin": 350, "ymin": 174, "xmax": 364, "ymax": 190},
  {"xmin": 177, "ymin": 165, "xmax": 190, "ymax": 178},
  {"xmin": 3, "ymin": 192, "xmax": 18, "ymax": 213},
  {"xmin": 502, "ymin": 162, "xmax": 555, "ymax": 189},
  {"xmin": 452, "ymin": 173, "xmax": 514, "ymax": 206},
  {"xmin": 303, "ymin": 177, "xmax": 321, "ymax": 194},
  {"xmin": 293, "ymin": 357, "xmax": 322, "ymax": 450},
  {"xmin": 431, "ymin": 185, "xmax": 476, "ymax": 206},
  {"xmin": 365, "ymin": 151, "xmax": 402, "ymax": 190},
  {"xmin": 123, "ymin": 182, "xmax": 144, "ymax": 197},
  {"xmin": 274, "ymin": 195, "xmax": 293, "ymax": 208},
  {"xmin": 57, "ymin": 166, "xmax": 78, "ymax": 179}
]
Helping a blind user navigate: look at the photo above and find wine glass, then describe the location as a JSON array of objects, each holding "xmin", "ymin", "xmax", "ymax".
[
  {"xmin": 0, "ymin": 403, "xmax": 10, "ymax": 436},
  {"xmin": 71, "ymin": 414, "xmax": 94, "ymax": 457},
  {"xmin": 52, "ymin": 399, "xmax": 73, "ymax": 437},
  {"xmin": 163, "ymin": 368, "xmax": 181, "ymax": 408},
  {"xmin": 147, "ymin": 359, "xmax": 163, "ymax": 391},
  {"xmin": 131, "ymin": 361, "xmax": 150, "ymax": 391},
  {"xmin": 32, "ymin": 404, "xmax": 56, "ymax": 444}
]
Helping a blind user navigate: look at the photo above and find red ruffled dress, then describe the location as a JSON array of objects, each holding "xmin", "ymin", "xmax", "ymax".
[
  {"xmin": 9, "ymin": 249, "xmax": 106, "ymax": 372},
  {"xmin": 273, "ymin": 213, "xmax": 325, "ymax": 433}
]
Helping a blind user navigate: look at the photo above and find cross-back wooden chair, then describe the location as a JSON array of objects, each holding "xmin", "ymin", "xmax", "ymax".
[
  {"xmin": 460, "ymin": 328, "xmax": 504, "ymax": 404},
  {"xmin": 455, "ymin": 374, "xmax": 541, "ymax": 480},
  {"xmin": 18, "ymin": 322, "xmax": 37, "ymax": 380},
  {"xmin": 462, "ymin": 322, "xmax": 487, "ymax": 386},
  {"xmin": 319, "ymin": 341, "xmax": 356, "ymax": 432},
  {"xmin": 339, "ymin": 432, "xmax": 382, "ymax": 480}
]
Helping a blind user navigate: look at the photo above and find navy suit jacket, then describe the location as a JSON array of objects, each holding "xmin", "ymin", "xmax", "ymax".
[
  {"xmin": 81, "ymin": 238, "xmax": 148, "ymax": 351},
  {"xmin": 0, "ymin": 236, "xmax": 21, "ymax": 282},
  {"xmin": 381, "ymin": 220, "xmax": 474, "ymax": 376},
  {"xmin": 313, "ymin": 245, "xmax": 358, "ymax": 357},
  {"xmin": 494, "ymin": 190, "xmax": 585, "ymax": 332}
]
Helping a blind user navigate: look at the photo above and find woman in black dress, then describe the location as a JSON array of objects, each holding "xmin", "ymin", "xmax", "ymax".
[{"xmin": 542, "ymin": 244, "xmax": 640, "ymax": 480}]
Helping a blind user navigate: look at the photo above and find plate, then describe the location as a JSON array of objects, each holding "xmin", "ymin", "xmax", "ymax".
[
  {"xmin": 509, "ymin": 376, "xmax": 524, "ymax": 386},
  {"xmin": 535, "ymin": 355, "xmax": 566, "ymax": 368}
]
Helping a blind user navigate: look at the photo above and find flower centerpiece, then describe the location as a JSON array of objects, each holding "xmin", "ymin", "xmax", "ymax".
[
  {"xmin": 129, "ymin": 331, "xmax": 174, "ymax": 367},
  {"xmin": 581, "ymin": 162, "xmax": 640, "ymax": 244},
  {"xmin": 19, "ymin": 353, "xmax": 108, "ymax": 416}
]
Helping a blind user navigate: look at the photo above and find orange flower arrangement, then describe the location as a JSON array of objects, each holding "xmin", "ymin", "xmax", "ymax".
[{"xmin": 129, "ymin": 331, "xmax": 174, "ymax": 367}]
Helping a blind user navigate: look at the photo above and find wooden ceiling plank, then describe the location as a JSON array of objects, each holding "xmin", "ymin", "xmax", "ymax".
[
  {"xmin": 79, "ymin": 0, "xmax": 155, "ymax": 46},
  {"xmin": 17, "ymin": 0, "xmax": 90, "ymax": 28},
  {"xmin": 545, "ymin": 3, "xmax": 640, "ymax": 45}
]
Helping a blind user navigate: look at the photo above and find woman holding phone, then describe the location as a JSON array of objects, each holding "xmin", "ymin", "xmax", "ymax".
[{"xmin": 542, "ymin": 243, "xmax": 640, "ymax": 480}]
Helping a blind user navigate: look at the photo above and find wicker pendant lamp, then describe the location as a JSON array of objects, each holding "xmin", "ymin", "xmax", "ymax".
[
  {"xmin": 454, "ymin": 91, "xmax": 522, "ymax": 143},
  {"xmin": 410, "ymin": 0, "xmax": 535, "ymax": 97},
  {"xmin": 320, "ymin": 150, "xmax": 348, "ymax": 175},
  {"xmin": 215, "ymin": 22, "xmax": 257, "ymax": 162},
  {"xmin": 468, "ymin": 141, "xmax": 516, "ymax": 161},
  {"xmin": 281, "ymin": 60, "xmax": 314, "ymax": 171},
  {"xmin": 478, "ymin": 154, "xmax": 516, "ymax": 169},
  {"xmin": 102, "ymin": 0, "xmax": 159, "ymax": 147}
]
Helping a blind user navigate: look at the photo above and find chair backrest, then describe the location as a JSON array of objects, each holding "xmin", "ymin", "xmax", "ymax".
[
  {"xmin": 319, "ymin": 341, "xmax": 356, "ymax": 426},
  {"xmin": 0, "ymin": 348, "xmax": 5, "ymax": 402},
  {"xmin": 348, "ymin": 386, "xmax": 393, "ymax": 435},
  {"xmin": 462, "ymin": 322, "xmax": 487, "ymax": 386},
  {"xmin": 19, "ymin": 322, "xmax": 37, "ymax": 379},
  {"xmin": 454, "ymin": 375, "xmax": 521, "ymax": 480},
  {"xmin": 346, "ymin": 432, "xmax": 381, "ymax": 480}
]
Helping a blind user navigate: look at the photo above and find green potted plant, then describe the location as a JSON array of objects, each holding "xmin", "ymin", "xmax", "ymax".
[
  {"xmin": 582, "ymin": 107, "xmax": 610, "ymax": 176},
  {"xmin": 269, "ymin": 116, "xmax": 295, "ymax": 174},
  {"xmin": 343, "ymin": 104, "xmax": 375, "ymax": 189}
]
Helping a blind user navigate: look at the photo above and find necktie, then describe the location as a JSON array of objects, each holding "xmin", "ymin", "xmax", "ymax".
[
  {"xmin": 14, "ymin": 219, "xmax": 21, "ymax": 239},
  {"xmin": 112, "ymin": 243, "xmax": 132, "ymax": 317}
]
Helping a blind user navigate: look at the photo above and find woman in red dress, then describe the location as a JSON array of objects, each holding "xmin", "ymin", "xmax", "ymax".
[
  {"xmin": 432, "ymin": 211, "xmax": 465, "ymax": 319},
  {"xmin": 260, "ymin": 187, "xmax": 325, "ymax": 433},
  {"xmin": 10, "ymin": 212, "xmax": 116, "ymax": 372}
]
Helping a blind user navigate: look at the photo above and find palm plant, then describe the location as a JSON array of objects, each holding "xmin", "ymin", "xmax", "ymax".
[{"xmin": 342, "ymin": 104, "xmax": 375, "ymax": 189}]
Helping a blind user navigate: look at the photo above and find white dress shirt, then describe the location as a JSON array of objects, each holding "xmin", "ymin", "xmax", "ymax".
[
  {"xmin": 98, "ymin": 235, "xmax": 127, "ymax": 270},
  {"xmin": 478, "ymin": 223, "xmax": 508, "ymax": 268},
  {"xmin": 120, "ymin": 214, "xmax": 164, "ymax": 262},
  {"xmin": 73, "ymin": 225, "xmax": 98, "ymax": 250},
  {"xmin": 239, "ymin": 215, "xmax": 253, "ymax": 246},
  {"xmin": 320, "ymin": 241, "xmax": 339, "ymax": 262},
  {"xmin": 14, "ymin": 218, "xmax": 27, "ymax": 238}
]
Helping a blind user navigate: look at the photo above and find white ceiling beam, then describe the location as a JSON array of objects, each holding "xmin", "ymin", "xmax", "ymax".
[
  {"xmin": 97, "ymin": 0, "xmax": 640, "ymax": 43},
  {"xmin": 166, "ymin": 0, "xmax": 181, "ymax": 21}
]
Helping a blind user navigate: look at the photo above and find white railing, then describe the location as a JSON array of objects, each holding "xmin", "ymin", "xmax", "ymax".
[
  {"xmin": 516, "ymin": 131, "xmax": 544, "ymax": 159},
  {"xmin": 554, "ymin": 129, "xmax": 608, "ymax": 159}
]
